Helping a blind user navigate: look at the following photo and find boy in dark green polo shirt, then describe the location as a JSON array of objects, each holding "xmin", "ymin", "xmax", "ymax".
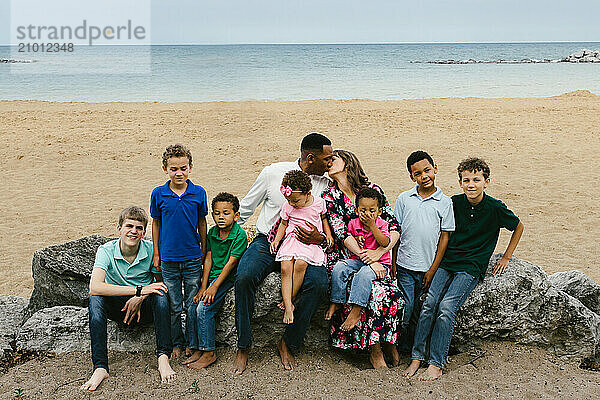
[
  {"xmin": 404, "ymin": 157, "xmax": 524, "ymax": 381},
  {"xmin": 184, "ymin": 192, "xmax": 248, "ymax": 369}
]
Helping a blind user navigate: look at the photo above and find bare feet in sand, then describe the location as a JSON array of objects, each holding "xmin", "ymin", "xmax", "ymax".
[
  {"xmin": 341, "ymin": 305, "xmax": 362, "ymax": 331},
  {"xmin": 277, "ymin": 301, "xmax": 285, "ymax": 310},
  {"xmin": 369, "ymin": 344, "xmax": 388, "ymax": 369},
  {"xmin": 187, "ymin": 351, "xmax": 217, "ymax": 370},
  {"xmin": 170, "ymin": 347, "xmax": 183, "ymax": 360},
  {"xmin": 383, "ymin": 343, "xmax": 400, "ymax": 367},
  {"xmin": 277, "ymin": 339, "xmax": 297, "ymax": 371},
  {"xmin": 230, "ymin": 349, "xmax": 249, "ymax": 375},
  {"xmin": 80, "ymin": 367, "xmax": 109, "ymax": 391},
  {"xmin": 182, "ymin": 350, "xmax": 202, "ymax": 365},
  {"xmin": 324, "ymin": 303, "xmax": 340, "ymax": 320},
  {"xmin": 283, "ymin": 304, "xmax": 295, "ymax": 324},
  {"xmin": 158, "ymin": 354, "xmax": 177, "ymax": 384},
  {"xmin": 418, "ymin": 364, "xmax": 443, "ymax": 381},
  {"xmin": 402, "ymin": 359, "xmax": 421, "ymax": 377}
]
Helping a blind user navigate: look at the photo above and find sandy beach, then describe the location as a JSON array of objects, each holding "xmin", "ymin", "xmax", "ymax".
[
  {"xmin": 1, "ymin": 92, "xmax": 600, "ymax": 397},
  {"xmin": 1, "ymin": 91, "xmax": 600, "ymax": 296}
]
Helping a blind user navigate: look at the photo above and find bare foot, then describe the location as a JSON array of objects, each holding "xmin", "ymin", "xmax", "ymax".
[
  {"xmin": 187, "ymin": 351, "xmax": 217, "ymax": 370},
  {"xmin": 369, "ymin": 344, "xmax": 388, "ymax": 369},
  {"xmin": 182, "ymin": 350, "xmax": 202, "ymax": 365},
  {"xmin": 185, "ymin": 347, "xmax": 192, "ymax": 357},
  {"xmin": 170, "ymin": 347, "xmax": 183, "ymax": 360},
  {"xmin": 341, "ymin": 305, "xmax": 362, "ymax": 331},
  {"xmin": 277, "ymin": 301, "xmax": 285, "ymax": 310},
  {"xmin": 402, "ymin": 359, "xmax": 421, "ymax": 377},
  {"xmin": 324, "ymin": 303, "xmax": 340, "ymax": 320},
  {"xmin": 418, "ymin": 364, "xmax": 443, "ymax": 381},
  {"xmin": 283, "ymin": 304, "xmax": 295, "ymax": 324},
  {"xmin": 383, "ymin": 343, "xmax": 400, "ymax": 367},
  {"xmin": 230, "ymin": 349, "xmax": 249, "ymax": 375},
  {"xmin": 80, "ymin": 368, "xmax": 109, "ymax": 391},
  {"xmin": 277, "ymin": 339, "xmax": 297, "ymax": 371},
  {"xmin": 158, "ymin": 354, "xmax": 177, "ymax": 384}
]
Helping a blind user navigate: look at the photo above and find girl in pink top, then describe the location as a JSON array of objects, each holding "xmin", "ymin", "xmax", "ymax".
[{"xmin": 270, "ymin": 170, "xmax": 334, "ymax": 324}]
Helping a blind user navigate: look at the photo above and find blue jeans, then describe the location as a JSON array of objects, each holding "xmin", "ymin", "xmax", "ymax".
[
  {"xmin": 411, "ymin": 268, "xmax": 478, "ymax": 369},
  {"xmin": 396, "ymin": 266, "xmax": 425, "ymax": 353},
  {"xmin": 235, "ymin": 234, "xmax": 328, "ymax": 351},
  {"xmin": 88, "ymin": 294, "xmax": 172, "ymax": 372},
  {"xmin": 331, "ymin": 258, "xmax": 387, "ymax": 307},
  {"xmin": 188, "ymin": 278, "xmax": 234, "ymax": 351},
  {"xmin": 161, "ymin": 257, "xmax": 202, "ymax": 349}
]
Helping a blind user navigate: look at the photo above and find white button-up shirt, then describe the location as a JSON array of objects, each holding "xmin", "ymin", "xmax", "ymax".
[{"xmin": 239, "ymin": 161, "xmax": 331, "ymax": 235}]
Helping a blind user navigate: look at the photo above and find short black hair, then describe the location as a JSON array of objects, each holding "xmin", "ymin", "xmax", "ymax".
[
  {"xmin": 212, "ymin": 192, "xmax": 240, "ymax": 212},
  {"xmin": 407, "ymin": 150, "xmax": 434, "ymax": 174},
  {"xmin": 300, "ymin": 133, "xmax": 331, "ymax": 157},
  {"xmin": 457, "ymin": 157, "xmax": 490, "ymax": 180},
  {"xmin": 355, "ymin": 186, "xmax": 384, "ymax": 209}
]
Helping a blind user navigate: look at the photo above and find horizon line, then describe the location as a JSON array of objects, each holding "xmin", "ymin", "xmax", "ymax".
[{"xmin": 1, "ymin": 40, "xmax": 600, "ymax": 46}]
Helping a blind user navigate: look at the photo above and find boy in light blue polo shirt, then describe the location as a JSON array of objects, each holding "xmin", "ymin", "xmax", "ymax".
[
  {"xmin": 150, "ymin": 144, "xmax": 208, "ymax": 357},
  {"xmin": 392, "ymin": 151, "xmax": 454, "ymax": 354}
]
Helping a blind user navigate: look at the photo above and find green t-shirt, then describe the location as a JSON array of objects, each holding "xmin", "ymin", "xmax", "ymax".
[
  {"xmin": 441, "ymin": 193, "xmax": 520, "ymax": 278},
  {"xmin": 207, "ymin": 222, "xmax": 248, "ymax": 283},
  {"xmin": 93, "ymin": 239, "xmax": 158, "ymax": 287}
]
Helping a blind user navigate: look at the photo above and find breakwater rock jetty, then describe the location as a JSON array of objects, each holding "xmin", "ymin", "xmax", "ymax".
[
  {"xmin": 414, "ymin": 48, "xmax": 600, "ymax": 64},
  {"xmin": 1, "ymin": 235, "xmax": 599, "ymax": 366}
]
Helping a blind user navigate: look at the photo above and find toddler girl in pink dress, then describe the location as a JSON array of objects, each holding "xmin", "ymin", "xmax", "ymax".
[{"xmin": 270, "ymin": 170, "xmax": 334, "ymax": 324}]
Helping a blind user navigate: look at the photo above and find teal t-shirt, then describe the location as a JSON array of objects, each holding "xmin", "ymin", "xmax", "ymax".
[
  {"xmin": 93, "ymin": 239, "xmax": 157, "ymax": 286},
  {"xmin": 207, "ymin": 223, "xmax": 248, "ymax": 283},
  {"xmin": 441, "ymin": 193, "xmax": 520, "ymax": 278}
]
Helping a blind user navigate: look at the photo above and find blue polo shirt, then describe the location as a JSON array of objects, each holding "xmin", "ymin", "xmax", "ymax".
[
  {"xmin": 394, "ymin": 186, "xmax": 455, "ymax": 272},
  {"xmin": 93, "ymin": 238, "xmax": 157, "ymax": 287},
  {"xmin": 150, "ymin": 179, "xmax": 208, "ymax": 262}
]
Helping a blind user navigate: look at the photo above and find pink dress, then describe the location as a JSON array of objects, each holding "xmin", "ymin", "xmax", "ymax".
[{"xmin": 275, "ymin": 196, "xmax": 326, "ymax": 266}]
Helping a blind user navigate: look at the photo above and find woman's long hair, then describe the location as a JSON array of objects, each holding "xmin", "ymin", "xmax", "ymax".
[{"xmin": 333, "ymin": 149, "xmax": 370, "ymax": 194}]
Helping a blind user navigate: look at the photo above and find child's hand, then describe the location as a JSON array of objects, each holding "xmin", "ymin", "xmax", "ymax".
[
  {"xmin": 326, "ymin": 234, "xmax": 334, "ymax": 250},
  {"xmin": 153, "ymin": 257, "xmax": 161, "ymax": 272},
  {"xmin": 390, "ymin": 264, "xmax": 397, "ymax": 280},
  {"xmin": 370, "ymin": 262, "xmax": 386, "ymax": 279},
  {"xmin": 192, "ymin": 288, "xmax": 205, "ymax": 304},
  {"xmin": 359, "ymin": 210, "xmax": 377, "ymax": 229},
  {"xmin": 422, "ymin": 268, "xmax": 436, "ymax": 291},
  {"xmin": 493, "ymin": 256, "xmax": 510, "ymax": 275},
  {"xmin": 354, "ymin": 235, "xmax": 365, "ymax": 249},
  {"xmin": 270, "ymin": 240, "xmax": 280, "ymax": 254},
  {"xmin": 201, "ymin": 285, "xmax": 218, "ymax": 304}
]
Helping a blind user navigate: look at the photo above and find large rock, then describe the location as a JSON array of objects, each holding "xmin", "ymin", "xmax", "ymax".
[
  {"xmin": 549, "ymin": 270, "xmax": 600, "ymax": 315},
  {"xmin": 26, "ymin": 235, "xmax": 113, "ymax": 319},
  {"xmin": 0, "ymin": 295, "xmax": 28, "ymax": 359},
  {"xmin": 454, "ymin": 254, "xmax": 600, "ymax": 361}
]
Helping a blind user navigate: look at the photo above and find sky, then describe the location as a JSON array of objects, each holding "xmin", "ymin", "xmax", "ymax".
[{"xmin": 1, "ymin": 0, "xmax": 599, "ymax": 45}]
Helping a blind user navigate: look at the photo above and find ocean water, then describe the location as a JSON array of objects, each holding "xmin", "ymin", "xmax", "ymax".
[{"xmin": 1, "ymin": 42, "xmax": 599, "ymax": 102}]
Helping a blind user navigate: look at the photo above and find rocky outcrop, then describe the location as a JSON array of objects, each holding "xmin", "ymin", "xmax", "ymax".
[
  {"xmin": 454, "ymin": 255, "xmax": 600, "ymax": 361},
  {"xmin": 25, "ymin": 235, "xmax": 113, "ymax": 319},
  {"xmin": 414, "ymin": 49, "xmax": 600, "ymax": 64},
  {"xmin": 549, "ymin": 270, "xmax": 600, "ymax": 316},
  {"xmin": 0, "ymin": 295, "xmax": 28, "ymax": 359}
]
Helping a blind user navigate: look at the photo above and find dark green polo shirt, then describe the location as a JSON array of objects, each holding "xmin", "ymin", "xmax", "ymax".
[
  {"xmin": 441, "ymin": 193, "xmax": 520, "ymax": 278},
  {"xmin": 207, "ymin": 222, "xmax": 248, "ymax": 283}
]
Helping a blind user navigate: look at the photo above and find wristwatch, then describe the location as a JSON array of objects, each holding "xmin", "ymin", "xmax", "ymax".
[{"xmin": 135, "ymin": 285, "xmax": 143, "ymax": 297}]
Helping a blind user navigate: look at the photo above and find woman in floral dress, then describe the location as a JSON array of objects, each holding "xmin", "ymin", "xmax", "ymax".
[{"xmin": 322, "ymin": 149, "xmax": 404, "ymax": 369}]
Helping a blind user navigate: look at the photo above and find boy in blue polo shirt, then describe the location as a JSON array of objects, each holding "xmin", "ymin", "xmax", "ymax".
[
  {"xmin": 151, "ymin": 144, "xmax": 208, "ymax": 358},
  {"xmin": 404, "ymin": 157, "xmax": 524, "ymax": 381},
  {"xmin": 393, "ymin": 151, "xmax": 455, "ymax": 358}
]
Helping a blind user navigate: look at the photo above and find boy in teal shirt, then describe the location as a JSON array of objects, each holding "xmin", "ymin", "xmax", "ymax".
[
  {"xmin": 184, "ymin": 192, "xmax": 248, "ymax": 369},
  {"xmin": 404, "ymin": 157, "xmax": 524, "ymax": 380}
]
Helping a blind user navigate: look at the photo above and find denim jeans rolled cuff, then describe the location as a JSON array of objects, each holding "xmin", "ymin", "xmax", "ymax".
[
  {"xmin": 161, "ymin": 257, "xmax": 203, "ymax": 349},
  {"xmin": 330, "ymin": 258, "xmax": 368, "ymax": 305},
  {"xmin": 190, "ymin": 279, "xmax": 234, "ymax": 352}
]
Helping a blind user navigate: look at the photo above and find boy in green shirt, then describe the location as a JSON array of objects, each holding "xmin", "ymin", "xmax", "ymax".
[
  {"xmin": 184, "ymin": 192, "xmax": 248, "ymax": 369},
  {"xmin": 403, "ymin": 157, "xmax": 524, "ymax": 381}
]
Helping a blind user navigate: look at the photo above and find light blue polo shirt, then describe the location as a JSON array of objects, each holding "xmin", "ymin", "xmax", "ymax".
[
  {"xmin": 93, "ymin": 239, "xmax": 157, "ymax": 287},
  {"xmin": 394, "ymin": 186, "xmax": 455, "ymax": 272}
]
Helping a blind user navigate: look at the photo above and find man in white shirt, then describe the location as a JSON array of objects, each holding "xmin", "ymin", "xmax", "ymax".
[{"xmin": 232, "ymin": 133, "xmax": 333, "ymax": 375}]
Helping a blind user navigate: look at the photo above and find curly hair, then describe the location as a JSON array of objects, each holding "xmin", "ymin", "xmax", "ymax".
[
  {"xmin": 212, "ymin": 192, "xmax": 240, "ymax": 212},
  {"xmin": 355, "ymin": 186, "xmax": 384, "ymax": 208},
  {"xmin": 407, "ymin": 150, "xmax": 434, "ymax": 174},
  {"xmin": 281, "ymin": 170, "xmax": 312, "ymax": 194},
  {"xmin": 118, "ymin": 206, "xmax": 148, "ymax": 229},
  {"xmin": 457, "ymin": 157, "xmax": 490, "ymax": 180},
  {"xmin": 333, "ymin": 150, "xmax": 370, "ymax": 194},
  {"xmin": 162, "ymin": 144, "xmax": 193, "ymax": 168}
]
